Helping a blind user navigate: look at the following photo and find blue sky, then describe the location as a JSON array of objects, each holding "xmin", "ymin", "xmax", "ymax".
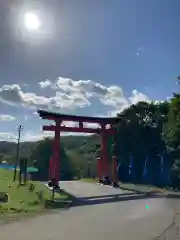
[{"xmin": 0, "ymin": 0, "xmax": 179, "ymax": 141}]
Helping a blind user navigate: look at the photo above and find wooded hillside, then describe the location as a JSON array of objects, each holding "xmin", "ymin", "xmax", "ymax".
[{"xmin": 0, "ymin": 135, "xmax": 100, "ymax": 180}]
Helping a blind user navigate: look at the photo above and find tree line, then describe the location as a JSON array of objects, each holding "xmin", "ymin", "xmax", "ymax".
[{"xmin": 111, "ymin": 79, "xmax": 180, "ymax": 187}]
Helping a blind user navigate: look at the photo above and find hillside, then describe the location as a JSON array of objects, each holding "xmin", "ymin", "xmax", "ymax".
[{"xmin": 0, "ymin": 135, "xmax": 100, "ymax": 164}]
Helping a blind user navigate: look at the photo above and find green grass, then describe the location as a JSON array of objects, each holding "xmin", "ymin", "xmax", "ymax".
[{"xmin": 0, "ymin": 169, "xmax": 69, "ymax": 219}]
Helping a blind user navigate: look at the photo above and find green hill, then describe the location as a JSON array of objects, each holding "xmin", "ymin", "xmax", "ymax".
[
  {"xmin": 0, "ymin": 135, "xmax": 99, "ymax": 160},
  {"xmin": 0, "ymin": 135, "xmax": 100, "ymax": 178}
]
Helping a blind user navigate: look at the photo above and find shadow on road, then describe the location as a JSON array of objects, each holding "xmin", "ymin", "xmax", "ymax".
[
  {"xmin": 72, "ymin": 193, "xmax": 163, "ymax": 207},
  {"xmin": 53, "ymin": 184, "xmax": 180, "ymax": 209},
  {"xmin": 80, "ymin": 192, "xmax": 139, "ymax": 200}
]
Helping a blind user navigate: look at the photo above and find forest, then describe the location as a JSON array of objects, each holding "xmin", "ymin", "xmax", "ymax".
[{"xmin": 0, "ymin": 79, "xmax": 180, "ymax": 187}]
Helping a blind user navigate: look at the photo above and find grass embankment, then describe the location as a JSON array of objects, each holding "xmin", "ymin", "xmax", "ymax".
[{"xmin": 0, "ymin": 169, "xmax": 70, "ymax": 219}]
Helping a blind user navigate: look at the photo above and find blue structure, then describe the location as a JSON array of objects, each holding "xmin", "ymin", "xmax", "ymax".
[
  {"xmin": 129, "ymin": 155, "xmax": 133, "ymax": 175},
  {"xmin": 0, "ymin": 164, "xmax": 16, "ymax": 170},
  {"xmin": 143, "ymin": 156, "xmax": 148, "ymax": 177},
  {"xmin": 142, "ymin": 154, "xmax": 170, "ymax": 186},
  {"xmin": 159, "ymin": 154, "xmax": 170, "ymax": 186},
  {"xmin": 117, "ymin": 161, "xmax": 121, "ymax": 171},
  {"xmin": 160, "ymin": 155, "xmax": 164, "ymax": 174},
  {"xmin": 142, "ymin": 155, "xmax": 151, "ymax": 184},
  {"xmin": 116, "ymin": 152, "xmax": 170, "ymax": 185}
]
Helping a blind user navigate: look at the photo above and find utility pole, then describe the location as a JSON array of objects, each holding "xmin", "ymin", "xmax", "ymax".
[{"xmin": 13, "ymin": 125, "xmax": 23, "ymax": 182}]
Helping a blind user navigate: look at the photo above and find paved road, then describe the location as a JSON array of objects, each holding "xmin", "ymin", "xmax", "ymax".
[
  {"xmin": 60, "ymin": 180, "xmax": 132, "ymax": 197},
  {"xmin": 0, "ymin": 181, "xmax": 175, "ymax": 240}
]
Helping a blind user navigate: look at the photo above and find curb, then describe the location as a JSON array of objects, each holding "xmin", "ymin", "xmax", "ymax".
[
  {"xmin": 166, "ymin": 194, "xmax": 180, "ymax": 199},
  {"xmin": 119, "ymin": 185, "xmax": 151, "ymax": 194}
]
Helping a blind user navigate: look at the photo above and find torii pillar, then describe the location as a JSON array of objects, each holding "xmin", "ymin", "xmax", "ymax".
[
  {"xmin": 49, "ymin": 120, "xmax": 61, "ymax": 186},
  {"xmin": 100, "ymin": 125, "xmax": 109, "ymax": 179}
]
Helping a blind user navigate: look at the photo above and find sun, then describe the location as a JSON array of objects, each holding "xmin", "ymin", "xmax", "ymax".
[{"xmin": 24, "ymin": 12, "xmax": 41, "ymax": 30}]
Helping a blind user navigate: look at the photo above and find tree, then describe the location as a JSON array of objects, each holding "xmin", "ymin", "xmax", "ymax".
[
  {"xmin": 30, "ymin": 138, "xmax": 74, "ymax": 181},
  {"xmin": 162, "ymin": 77, "xmax": 180, "ymax": 187},
  {"xmin": 112, "ymin": 101, "xmax": 169, "ymax": 184},
  {"xmin": 163, "ymin": 94, "xmax": 180, "ymax": 150}
]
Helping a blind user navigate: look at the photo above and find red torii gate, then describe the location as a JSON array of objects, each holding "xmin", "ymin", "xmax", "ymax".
[{"xmin": 37, "ymin": 109, "xmax": 117, "ymax": 186}]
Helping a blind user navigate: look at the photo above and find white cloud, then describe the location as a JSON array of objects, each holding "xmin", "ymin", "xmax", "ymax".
[
  {"xmin": 0, "ymin": 84, "xmax": 49, "ymax": 108},
  {"xmin": 0, "ymin": 77, "xmax": 150, "ymax": 129},
  {"xmin": 0, "ymin": 132, "xmax": 17, "ymax": 141},
  {"xmin": 0, "ymin": 114, "xmax": 16, "ymax": 121},
  {"xmin": 53, "ymin": 78, "xmax": 109, "ymax": 97},
  {"xmin": 129, "ymin": 89, "xmax": 150, "ymax": 104},
  {"xmin": 21, "ymin": 131, "xmax": 53, "ymax": 142},
  {"xmin": 0, "ymin": 129, "xmax": 92, "ymax": 142},
  {"xmin": 38, "ymin": 79, "xmax": 52, "ymax": 88},
  {"xmin": 39, "ymin": 77, "xmax": 150, "ymax": 114},
  {"xmin": 107, "ymin": 90, "xmax": 150, "ymax": 117},
  {"xmin": 107, "ymin": 110, "xmax": 122, "ymax": 117},
  {"xmin": 40, "ymin": 77, "xmax": 109, "ymax": 96},
  {"xmin": 61, "ymin": 121, "xmax": 78, "ymax": 127},
  {"xmin": 0, "ymin": 84, "xmax": 90, "ymax": 110},
  {"xmin": 0, "ymin": 131, "xmax": 53, "ymax": 142},
  {"xmin": 136, "ymin": 47, "xmax": 144, "ymax": 57},
  {"xmin": 83, "ymin": 122, "xmax": 100, "ymax": 128},
  {"xmin": 53, "ymin": 91, "xmax": 90, "ymax": 109},
  {"xmin": 0, "ymin": 80, "xmax": 150, "ymax": 114},
  {"xmin": 21, "ymin": 121, "xmax": 100, "ymax": 142},
  {"xmin": 39, "ymin": 77, "xmax": 128, "ymax": 109},
  {"xmin": 61, "ymin": 121, "xmax": 100, "ymax": 129},
  {"xmin": 33, "ymin": 111, "xmax": 38, "ymax": 115},
  {"xmin": 100, "ymin": 85, "xmax": 128, "ymax": 108}
]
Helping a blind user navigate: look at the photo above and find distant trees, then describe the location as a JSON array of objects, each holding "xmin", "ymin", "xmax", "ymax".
[{"xmin": 30, "ymin": 138, "xmax": 74, "ymax": 181}]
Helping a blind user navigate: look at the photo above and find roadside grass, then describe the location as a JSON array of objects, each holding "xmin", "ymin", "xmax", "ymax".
[
  {"xmin": 0, "ymin": 169, "xmax": 69, "ymax": 219},
  {"xmin": 80, "ymin": 178, "xmax": 166, "ymax": 193},
  {"xmin": 118, "ymin": 183, "xmax": 166, "ymax": 193}
]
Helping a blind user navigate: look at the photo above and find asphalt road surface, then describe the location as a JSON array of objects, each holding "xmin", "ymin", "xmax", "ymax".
[{"xmin": 0, "ymin": 181, "xmax": 175, "ymax": 240}]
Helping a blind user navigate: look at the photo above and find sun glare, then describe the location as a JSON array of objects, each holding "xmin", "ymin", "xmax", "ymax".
[{"xmin": 24, "ymin": 12, "xmax": 41, "ymax": 30}]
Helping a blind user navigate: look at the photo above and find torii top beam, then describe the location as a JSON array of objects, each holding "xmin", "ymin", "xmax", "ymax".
[{"xmin": 37, "ymin": 109, "xmax": 117, "ymax": 125}]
